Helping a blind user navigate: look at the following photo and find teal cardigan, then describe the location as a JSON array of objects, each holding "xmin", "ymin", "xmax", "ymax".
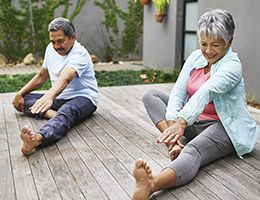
[{"xmin": 166, "ymin": 48, "xmax": 259, "ymax": 157}]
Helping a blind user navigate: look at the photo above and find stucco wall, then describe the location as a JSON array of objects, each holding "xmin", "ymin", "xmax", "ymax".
[
  {"xmin": 12, "ymin": 0, "xmax": 141, "ymax": 61},
  {"xmin": 143, "ymin": 0, "xmax": 183, "ymax": 71},
  {"xmin": 198, "ymin": 0, "xmax": 260, "ymax": 101},
  {"xmin": 58, "ymin": 0, "xmax": 140, "ymax": 61}
]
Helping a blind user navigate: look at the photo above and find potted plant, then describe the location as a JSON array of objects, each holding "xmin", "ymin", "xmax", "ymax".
[
  {"xmin": 152, "ymin": 0, "xmax": 170, "ymax": 23},
  {"xmin": 140, "ymin": 0, "xmax": 150, "ymax": 6}
]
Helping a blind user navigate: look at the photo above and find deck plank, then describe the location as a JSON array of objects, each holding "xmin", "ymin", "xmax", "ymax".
[
  {"xmin": 0, "ymin": 84, "xmax": 260, "ymax": 200},
  {"xmin": 0, "ymin": 94, "xmax": 15, "ymax": 200},
  {"xmin": 16, "ymin": 114, "xmax": 62, "ymax": 200},
  {"xmin": 3, "ymin": 93, "xmax": 39, "ymax": 200}
]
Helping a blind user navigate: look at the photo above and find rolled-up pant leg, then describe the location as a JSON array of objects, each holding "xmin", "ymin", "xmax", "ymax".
[
  {"xmin": 38, "ymin": 96, "xmax": 96, "ymax": 147},
  {"xmin": 167, "ymin": 121, "xmax": 235, "ymax": 186},
  {"xmin": 142, "ymin": 89, "xmax": 169, "ymax": 125}
]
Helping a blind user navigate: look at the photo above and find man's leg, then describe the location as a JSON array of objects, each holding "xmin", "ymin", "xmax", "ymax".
[
  {"xmin": 38, "ymin": 96, "xmax": 96, "ymax": 147},
  {"xmin": 23, "ymin": 93, "xmax": 44, "ymax": 119},
  {"xmin": 133, "ymin": 122, "xmax": 235, "ymax": 199},
  {"xmin": 20, "ymin": 96, "xmax": 96, "ymax": 155},
  {"xmin": 23, "ymin": 93, "xmax": 59, "ymax": 119}
]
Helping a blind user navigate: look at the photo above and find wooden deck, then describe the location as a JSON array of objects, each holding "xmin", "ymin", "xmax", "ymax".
[{"xmin": 1, "ymin": 83, "xmax": 260, "ymax": 200}]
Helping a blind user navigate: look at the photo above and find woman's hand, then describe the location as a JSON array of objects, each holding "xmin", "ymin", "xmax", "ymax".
[
  {"xmin": 168, "ymin": 141, "xmax": 183, "ymax": 161},
  {"xmin": 157, "ymin": 117, "xmax": 187, "ymax": 145}
]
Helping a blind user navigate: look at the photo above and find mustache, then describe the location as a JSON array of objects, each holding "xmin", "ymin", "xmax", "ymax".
[{"xmin": 55, "ymin": 48, "xmax": 65, "ymax": 52}]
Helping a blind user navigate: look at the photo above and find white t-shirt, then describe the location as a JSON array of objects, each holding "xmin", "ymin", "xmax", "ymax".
[{"xmin": 42, "ymin": 41, "xmax": 99, "ymax": 106}]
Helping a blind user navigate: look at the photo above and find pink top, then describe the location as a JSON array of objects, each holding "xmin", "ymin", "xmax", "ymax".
[{"xmin": 187, "ymin": 68, "xmax": 220, "ymax": 121}]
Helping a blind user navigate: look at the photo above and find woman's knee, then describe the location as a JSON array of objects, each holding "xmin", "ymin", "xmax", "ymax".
[{"xmin": 142, "ymin": 89, "xmax": 161, "ymax": 104}]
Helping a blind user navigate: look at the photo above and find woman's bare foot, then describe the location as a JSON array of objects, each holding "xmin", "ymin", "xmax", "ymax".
[
  {"xmin": 132, "ymin": 159, "xmax": 154, "ymax": 200},
  {"xmin": 168, "ymin": 144, "xmax": 183, "ymax": 161},
  {"xmin": 20, "ymin": 126, "xmax": 42, "ymax": 155}
]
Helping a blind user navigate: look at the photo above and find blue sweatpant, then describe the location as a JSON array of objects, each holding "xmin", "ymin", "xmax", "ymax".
[{"xmin": 23, "ymin": 93, "xmax": 97, "ymax": 147}]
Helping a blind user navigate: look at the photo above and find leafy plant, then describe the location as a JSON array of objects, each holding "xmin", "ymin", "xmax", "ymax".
[
  {"xmin": 0, "ymin": 0, "xmax": 87, "ymax": 62},
  {"xmin": 94, "ymin": 0, "xmax": 143, "ymax": 62},
  {"xmin": 0, "ymin": 70, "xmax": 179, "ymax": 93},
  {"xmin": 152, "ymin": 0, "xmax": 170, "ymax": 13}
]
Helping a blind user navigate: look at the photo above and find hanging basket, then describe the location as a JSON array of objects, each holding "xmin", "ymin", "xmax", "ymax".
[{"xmin": 140, "ymin": 0, "xmax": 150, "ymax": 6}]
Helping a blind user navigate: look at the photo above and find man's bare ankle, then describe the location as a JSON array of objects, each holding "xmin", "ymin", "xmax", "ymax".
[{"xmin": 34, "ymin": 133, "xmax": 44, "ymax": 145}]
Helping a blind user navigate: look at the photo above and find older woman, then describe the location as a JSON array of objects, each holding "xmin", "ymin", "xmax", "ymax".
[{"xmin": 133, "ymin": 9, "xmax": 259, "ymax": 199}]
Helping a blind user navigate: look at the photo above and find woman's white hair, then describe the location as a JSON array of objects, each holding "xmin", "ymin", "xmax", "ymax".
[{"xmin": 197, "ymin": 9, "xmax": 235, "ymax": 44}]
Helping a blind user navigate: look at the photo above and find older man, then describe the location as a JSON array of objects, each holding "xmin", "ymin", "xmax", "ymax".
[{"xmin": 12, "ymin": 17, "xmax": 99, "ymax": 155}]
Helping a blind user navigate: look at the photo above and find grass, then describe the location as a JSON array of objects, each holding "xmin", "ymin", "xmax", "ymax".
[{"xmin": 0, "ymin": 69, "xmax": 179, "ymax": 93}]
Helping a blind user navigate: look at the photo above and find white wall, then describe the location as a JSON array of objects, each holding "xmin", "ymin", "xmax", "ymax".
[{"xmin": 143, "ymin": 0, "xmax": 183, "ymax": 71}]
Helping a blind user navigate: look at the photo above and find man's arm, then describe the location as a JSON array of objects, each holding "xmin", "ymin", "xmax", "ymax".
[
  {"xmin": 30, "ymin": 67, "xmax": 77, "ymax": 114},
  {"xmin": 12, "ymin": 67, "xmax": 49, "ymax": 112}
]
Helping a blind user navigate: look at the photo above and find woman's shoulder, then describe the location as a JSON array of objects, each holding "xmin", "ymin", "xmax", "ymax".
[{"xmin": 186, "ymin": 49, "xmax": 206, "ymax": 68}]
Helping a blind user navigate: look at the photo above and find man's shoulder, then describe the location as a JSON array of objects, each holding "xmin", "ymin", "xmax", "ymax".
[{"xmin": 72, "ymin": 41, "xmax": 88, "ymax": 53}]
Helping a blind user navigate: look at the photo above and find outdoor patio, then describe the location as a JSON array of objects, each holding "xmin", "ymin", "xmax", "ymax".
[{"xmin": 1, "ymin": 83, "xmax": 260, "ymax": 200}]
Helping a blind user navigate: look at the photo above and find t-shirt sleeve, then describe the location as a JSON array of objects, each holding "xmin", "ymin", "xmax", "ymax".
[
  {"xmin": 65, "ymin": 48, "xmax": 93, "ymax": 77},
  {"xmin": 42, "ymin": 44, "xmax": 51, "ymax": 69}
]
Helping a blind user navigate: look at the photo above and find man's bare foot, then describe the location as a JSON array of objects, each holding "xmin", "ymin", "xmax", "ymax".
[
  {"xmin": 20, "ymin": 126, "xmax": 42, "ymax": 155},
  {"xmin": 132, "ymin": 159, "xmax": 154, "ymax": 200},
  {"xmin": 44, "ymin": 109, "xmax": 57, "ymax": 119}
]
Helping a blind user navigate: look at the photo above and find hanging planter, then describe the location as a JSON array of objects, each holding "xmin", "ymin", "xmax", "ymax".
[
  {"xmin": 152, "ymin": 0, "xmax": 170, "ymax": 23},
  {"xmin": 155, "ymin": 13, "xmax": 167, "ymax": 23},
  {"xmin": 140, "ymin": 0, "xmax": 150, "ymax": 6}
]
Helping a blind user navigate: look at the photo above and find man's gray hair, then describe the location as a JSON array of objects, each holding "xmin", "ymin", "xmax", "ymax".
[
  {"xmin": 197, "ymin": 9, "xmax": 235, "ymax": 44},
  {"xmin": 48, "ymin": 17, "xmax": 75, "ymax": 37}
]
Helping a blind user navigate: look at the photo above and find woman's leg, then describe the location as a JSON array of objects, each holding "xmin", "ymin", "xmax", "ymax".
[
  {"xmin": 142, "ymin": 89, "xmax": 184, "ymax": 160},
  {"xmin": 133, "ymin": 159, "xmax": 177, "ymax": 200},
  {"xmin": 142, "ymin": 89, "xmax": 169, "ymax": 128},
  {"xmin": 133, "ymin": 121, "xmax": 235, "ymax": 199},
  {"xmin": 167, "ymin": 121, "xmax": 235, "ymax": 186}
]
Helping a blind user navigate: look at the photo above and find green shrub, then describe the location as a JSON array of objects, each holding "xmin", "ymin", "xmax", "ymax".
[
  {"xmin": 0, "ymin": 0, "xmax": 86, "ymax": 62},
  {"xmin": 0, "ymin": 70, "xmax": 179, "ymax": 93}
]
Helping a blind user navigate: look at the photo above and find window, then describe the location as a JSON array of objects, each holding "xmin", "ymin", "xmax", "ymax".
[{"xmin": 182, "ymin": 0, "xmax": 198, "ymax": 61}]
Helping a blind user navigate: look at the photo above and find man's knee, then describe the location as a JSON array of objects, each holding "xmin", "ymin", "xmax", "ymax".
[{"xmin": 58, "ymin": 97, "xmax": 96, "ymax": 120}]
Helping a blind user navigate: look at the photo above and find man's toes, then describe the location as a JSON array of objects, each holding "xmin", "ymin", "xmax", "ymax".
[
  {"xmin": 21, "ymin": 126, "xmax": 31, "ymax": 135},
  {"xmin": 135, "ymin": 159, "xmax": 145, "ymax": 169}
]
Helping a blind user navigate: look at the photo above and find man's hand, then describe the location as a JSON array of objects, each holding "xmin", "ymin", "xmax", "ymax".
[
  {"xmin": 157, "ymin": 117, "xmax": 187, "ymax": 145},
  {"xmin": 30, "ymin": 94, "xmax": 53, "ymax": 114},
  {"xmin": 12, "ymin": 93, "xmax": 24, "ymax": 112}
]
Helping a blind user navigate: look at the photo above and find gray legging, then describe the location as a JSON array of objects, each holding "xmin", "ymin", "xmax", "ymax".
[{"xmin": 142, "ymin": 89, "xmax": 235, "ymax": 186}]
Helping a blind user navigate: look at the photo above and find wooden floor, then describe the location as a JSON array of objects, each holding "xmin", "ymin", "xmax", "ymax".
[{"xmin": 1, "ymin": 84, "xmax": 260, "ymax": 200}]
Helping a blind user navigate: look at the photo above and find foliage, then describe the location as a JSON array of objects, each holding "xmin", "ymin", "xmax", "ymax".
[
  {"xmin": 94, "ymin": 0, "xmax": 143, "ymax": 61},
  {"xmin": 0, "ymin": 73, "xmax": 51, "ymax": 93},
  {"xmin": 0, "ymin": 0, "xmax": 87, "ymax": 62},
  {"xmin": 152, "ymin": 0, "xmax": 170, "ymax": 13},
  {"xmin": 0, "ymin": 70, "xmax": 179, "ymax": 93}
]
